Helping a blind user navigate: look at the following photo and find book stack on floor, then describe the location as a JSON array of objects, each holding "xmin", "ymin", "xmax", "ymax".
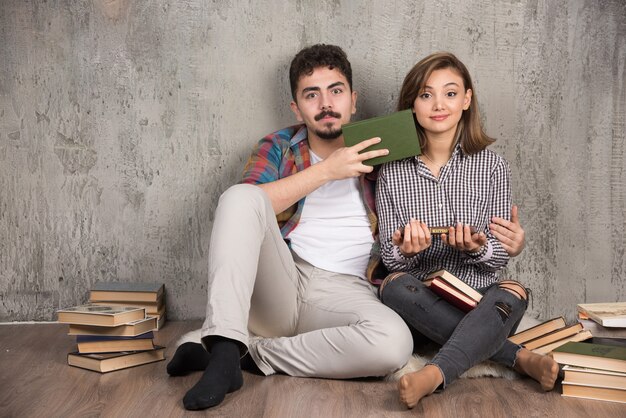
[
  {"xmin": 529, "ymin": 302, "xmax": 626, "ymax": 404},
  {"xmin": 57, "ymin": 303, "xmax": 165, "ymax": 373},
  {"xmin": 508, "ymin": 316, "xmax": 592, "ymax": 355},
  {"xmin": 90, "ymin": 282, "xmax": 166, "ymax": 330},
  {"xmin": 577, "ymin": 302, "xmax": 626, "ymax": 339},
  {"xmin": 552, "ymin": 341, "xmax": 626, "ymax": 404},
  {"xmin": 423, "ymin": 269, "xmax": 483, "ymax": 312}
]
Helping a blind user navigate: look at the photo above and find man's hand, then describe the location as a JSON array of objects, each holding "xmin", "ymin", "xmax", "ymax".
[
  {"xmin": 258, "ymin": 137, "xmax": 388, "ymax": 215},
  {"xmin": 490, "ymin": 205, "xmax": 525, "ymax": 257},
  {"xmin": 319, "ymin": 137, "xmax": 388, "ymax": 180},
  {"xmin": 441, "ymin": 223, "xmax": 487, "ymax": 253},
  {"xmin": 392, "ymin": 219, "xmax": 432, "ymax": 257}
]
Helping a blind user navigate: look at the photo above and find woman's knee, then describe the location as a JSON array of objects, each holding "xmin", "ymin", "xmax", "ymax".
[
  {"xmin": 487, "ymin": 280, "xmax": 528, "ymax": 323},
  {"xmin": 379, "ymin": 273, "xmax": 426, "ymax": 306},
  {"xmin": 498, "ymin": 280, "xmax": 528, "ymax": 300}
]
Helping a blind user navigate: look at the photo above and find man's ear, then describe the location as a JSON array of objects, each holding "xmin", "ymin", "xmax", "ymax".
[
  {"xmin": 290, "ymin": 100, "xmax": 303, "ymax": 122},
  {"xmin": 351, "ymin": 90, "xmax": 358, "ymax": 115}
]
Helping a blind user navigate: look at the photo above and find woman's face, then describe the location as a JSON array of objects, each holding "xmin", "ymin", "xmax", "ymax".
[{"xmin": 412, "ymin": 68, "xmax": 472, "ymax": 142}]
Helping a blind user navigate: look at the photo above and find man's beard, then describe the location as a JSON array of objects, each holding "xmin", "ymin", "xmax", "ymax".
[
  {"xmin": 314, "ymin": 110, "xmax": 343, "ymax": 140},
  {"xmin": 315, "ymin": 125, "xmax": 342, "ymax": 140}
]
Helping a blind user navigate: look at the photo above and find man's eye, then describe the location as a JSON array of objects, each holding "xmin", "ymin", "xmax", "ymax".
[
  {"xmin": 305, "ymin": 92, "xmax": 317, "ymax": 99},
  {"xmin": 332, "ymin": 88, "xmax": 343, "ymax": 94}
]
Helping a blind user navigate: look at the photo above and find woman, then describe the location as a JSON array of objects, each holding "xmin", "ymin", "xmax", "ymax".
[{"xmin": 376, "ymin": 52, "xmax": 558, "ymax": 408}]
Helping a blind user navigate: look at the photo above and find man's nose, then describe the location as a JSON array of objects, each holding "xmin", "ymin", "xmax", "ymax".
[{"xmin": 320, "ymin": 93, "xmax": 332, "ymax": 110}]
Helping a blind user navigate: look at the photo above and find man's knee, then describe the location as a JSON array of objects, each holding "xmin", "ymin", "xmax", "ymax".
[
  {"xmin": 217, "ymin": 184, "xmax": 271, "ymax": 219},
  {"xmin": 368, "ymin": 316, "xmax": 413, "ymax": 373},
  {"xmin": 219, "ymin": 183, "xmax": 265, "ymax": 205}
]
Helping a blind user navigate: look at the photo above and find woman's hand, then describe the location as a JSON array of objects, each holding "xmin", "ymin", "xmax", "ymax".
[
  {"xmin": 392, "ymin": 219, "xmax": 432, "ymax": 257},
  {"xmin": 441, "ymin": 223, "xmax": 487, "ymax": 253}
]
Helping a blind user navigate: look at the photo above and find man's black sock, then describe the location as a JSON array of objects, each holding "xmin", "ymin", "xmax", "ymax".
[
  {"xmin": 166, "ymin": 342, "xmax": 210, "ymax": 376},
  {"xmin": 240, "ymin": 351, "xmax": 264, "ymax": 375},
  {"xmin": 183, "ymin": 340, "xmax": 243, "ymax": 410}
]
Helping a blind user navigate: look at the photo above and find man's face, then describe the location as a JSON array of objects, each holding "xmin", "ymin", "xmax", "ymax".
[{"xmin": 290, "ymin": 66, "xmax": 357, "ymax": 141}]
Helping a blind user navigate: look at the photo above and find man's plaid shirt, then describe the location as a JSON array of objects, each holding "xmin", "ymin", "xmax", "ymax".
[{"xmin": 240, "ymin": 124, "xmax": 385, "ymax": 283}]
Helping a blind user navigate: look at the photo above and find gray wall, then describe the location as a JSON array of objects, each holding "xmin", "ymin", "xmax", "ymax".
[{"xmin": 1, "ymin": 0, "xmax": 625, "ymax": 322}]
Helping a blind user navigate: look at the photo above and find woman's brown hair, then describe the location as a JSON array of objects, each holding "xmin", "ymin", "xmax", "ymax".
[{"xmin": 397, "ymin": 52, "xmax": 494, "ymax": 155}]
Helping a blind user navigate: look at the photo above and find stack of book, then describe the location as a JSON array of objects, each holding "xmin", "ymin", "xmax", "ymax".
[
  {"xmin": 90, "ymin": 282, "xmax": 166, "ymax": 330},
  {"xmin": 57, "ymin": 303, "xmax": 165, "ymax": 373},
  {"xmin": 577, "ymin": 302, "xmax": 626, "ymax": 338},
  {"xmin": 423, "ymin": 269, "xmax": 483, "ymax": 312},
  {"xmin": 552, "ymin": 341, "xmax": 626, "ymax": 404},
  {"xmin": 508, "ymin": 316, "xmax": 592, "ymax": 355}
]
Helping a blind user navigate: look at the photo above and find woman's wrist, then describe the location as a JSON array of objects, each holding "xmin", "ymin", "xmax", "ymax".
[
  {"xmin": 466, "ymin": 244, "xmax": 487, "ymax": 257},
  {"xmin": 393, "ymin": 245, "xmax": 418, "ymax": 262}
]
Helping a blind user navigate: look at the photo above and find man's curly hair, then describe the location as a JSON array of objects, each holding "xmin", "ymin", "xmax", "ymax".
[{"xmin": 289, "ymin": 44, "xmax": 353, "ymax": 101}]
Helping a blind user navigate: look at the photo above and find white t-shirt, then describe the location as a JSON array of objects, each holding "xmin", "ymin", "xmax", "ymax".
[{"xmin": 288, "ymin": 151, "xmax": 374, "ymax": 279}]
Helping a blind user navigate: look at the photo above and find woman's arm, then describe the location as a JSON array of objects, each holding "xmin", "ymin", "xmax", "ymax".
[
  {"xmin": 441, "ymin": 156, "xmax": 511, "ymax": 270},
  {"xmin": 376, "ymin": 167, "xmax": 427, "ymax": 272},
  {"xmin": 464, "ymin": 157, "xmax": 512, "ymax": 270}
]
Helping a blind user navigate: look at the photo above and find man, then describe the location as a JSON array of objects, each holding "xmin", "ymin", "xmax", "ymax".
[{"xmin": 167, "ymin": 44, "xmax": 526, "ymax": 411}]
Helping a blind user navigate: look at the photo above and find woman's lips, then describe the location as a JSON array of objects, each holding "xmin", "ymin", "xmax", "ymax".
[{"xmin": 430, "ymin": 114, "xmax": 449, "ymax": 121}]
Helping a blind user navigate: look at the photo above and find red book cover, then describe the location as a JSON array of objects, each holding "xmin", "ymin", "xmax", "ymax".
[{"xmin": 428, "ymin": 278, "xmax": 478, "ymax": 312}]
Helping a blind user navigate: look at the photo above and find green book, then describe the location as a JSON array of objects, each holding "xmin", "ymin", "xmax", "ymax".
[
  {"xmin": 551, "ymin": 341, "xmax": 626, "ymax": 373},
  {"xmin": 342, "ymin": 109, "xmax": 421, "ymax": 166}
]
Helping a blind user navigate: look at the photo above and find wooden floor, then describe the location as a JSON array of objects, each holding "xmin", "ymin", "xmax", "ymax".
[{"xmin": 1, "ymin": 321, "xmax": 624, "ymax": 417}]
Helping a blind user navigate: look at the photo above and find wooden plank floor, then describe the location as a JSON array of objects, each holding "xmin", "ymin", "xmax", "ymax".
[{"xmin": 1, "ymin": 321, "xmax": 624, "ymax": 417}]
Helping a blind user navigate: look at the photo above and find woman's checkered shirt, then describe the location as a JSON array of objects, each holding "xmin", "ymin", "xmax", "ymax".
[{"xmin": 376, "ymin": 145, "xmax": 511, "ymax": 289}]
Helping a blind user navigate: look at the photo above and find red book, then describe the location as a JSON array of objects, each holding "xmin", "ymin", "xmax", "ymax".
[
  {"xmin": 425, "ymin": 270, "xmax": 483, "ymax": 302},
  {"xmin": 427, "ymin": 277, "xmax": 479, "ymax": 312}
]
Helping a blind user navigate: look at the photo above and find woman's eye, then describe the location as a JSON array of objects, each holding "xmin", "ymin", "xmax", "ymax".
[
  {"xmin": 419, "ymin": 93, "xmax": 431, "ymax": 99},
  {"xmin": 446, "ymin": 91, "xmax": 457, "ymax": 97}
]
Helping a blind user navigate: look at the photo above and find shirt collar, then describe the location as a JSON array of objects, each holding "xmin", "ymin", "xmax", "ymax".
[
  {"xmin": 291, "ymin": 125, "xmax": 308, "ymax": 147},
  {"xmin": 413, "ymin": 142, "xmax": 464, "ymax": 163}
]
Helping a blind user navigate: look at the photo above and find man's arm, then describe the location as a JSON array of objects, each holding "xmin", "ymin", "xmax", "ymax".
[
  {"xmin": 490, "ymin": 204, "xmax": 525, "ymax": 257},
  {"xmin": 259, "ymin": 137, "xmax": 388, "ymax": 214}
]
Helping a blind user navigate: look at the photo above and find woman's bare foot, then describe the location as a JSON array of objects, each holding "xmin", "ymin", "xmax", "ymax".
[
  {"xmin": 398, "ymin": 364, "xmax": 444, "ymax": 409},
  {"xmin": 514, "ymin": 348, "xmax": 559, "ymax": 391}
]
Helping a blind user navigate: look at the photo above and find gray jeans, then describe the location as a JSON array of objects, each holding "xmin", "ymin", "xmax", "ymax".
[
  {"xmin": 201, "ymin": 184, "xmax": 413, "ymax": 378},
  {"xmin": 379, "ymin": 273, "xmax": 527, "ymax": 387}
]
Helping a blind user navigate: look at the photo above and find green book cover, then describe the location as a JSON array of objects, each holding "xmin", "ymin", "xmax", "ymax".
[
  {"xmin": 553, "ymin": 341, "xmax": 626, "ymax": 361},
  {"xmin": 342, "ymin": 109, "xmax": 421, "ymax": 166}
]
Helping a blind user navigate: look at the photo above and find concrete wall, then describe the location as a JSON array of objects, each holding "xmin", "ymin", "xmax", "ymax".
[{"xmin": 1, "ymin": 0, "xmax": 624, "ymax": 321}]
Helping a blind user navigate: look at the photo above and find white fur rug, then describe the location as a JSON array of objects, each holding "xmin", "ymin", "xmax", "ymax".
[{"xmin": 176, "ymin": 315, "xmax": 540, "ymax": 381}]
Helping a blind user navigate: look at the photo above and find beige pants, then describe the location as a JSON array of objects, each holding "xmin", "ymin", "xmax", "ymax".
[{"xmin": 201, "ymin": 184, "xmax": 412, "ymax": 378}]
